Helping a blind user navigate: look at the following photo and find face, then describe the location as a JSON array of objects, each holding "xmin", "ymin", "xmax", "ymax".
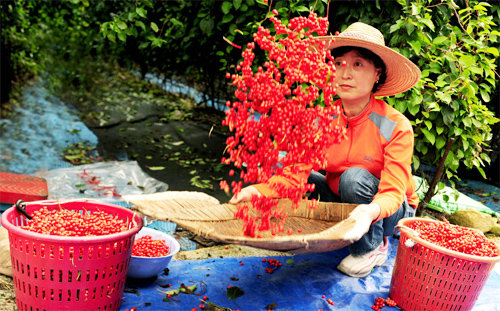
[{"xmin": 333, "ymin": 50, "xmax": 381, "ymax": 106}]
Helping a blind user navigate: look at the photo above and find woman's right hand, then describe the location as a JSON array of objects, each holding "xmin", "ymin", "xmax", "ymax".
[{"xmin": 229, "ymin": 186, "xmax": 262, "ymax": 204}]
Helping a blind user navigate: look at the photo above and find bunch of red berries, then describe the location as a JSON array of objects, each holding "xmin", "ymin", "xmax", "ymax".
[
  {"xmin": 262, "ymin": 258, "xmax": 282, "ymax": 274},
  {"xmin": 371, "ymin": 297, "xmax": 397, "ymax": 310},
  {"xmin": 408, "ymin": 220, "xmax": 498, "ymax": 257},
  {"xmin": 21, "ymin": 206, "xmax": 129, "ymax": 236},
  {"xmin": 132, "ymin": 235, "xmax": 171, "ymax": 257},
  {"xmin": 221, "ymin": 10, "xmax": 343, "ymax": 237}
]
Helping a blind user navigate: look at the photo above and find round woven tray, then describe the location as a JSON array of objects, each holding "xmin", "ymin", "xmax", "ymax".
[{"xmin": 124, "ymin": 191, "xmax": 358, "ymax": 254}]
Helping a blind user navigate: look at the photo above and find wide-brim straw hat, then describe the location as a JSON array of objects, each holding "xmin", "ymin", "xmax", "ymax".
[{"xmin": 318, "ymin": 22, "xmax": 421, "ymax": 97}]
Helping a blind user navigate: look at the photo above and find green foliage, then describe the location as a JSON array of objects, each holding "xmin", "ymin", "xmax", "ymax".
[
  {"xmin": 385, "ymin": 0, "xmax": 499, "ymax": 187},
  {"xmin": 2, "ymin": 0, "xmax": 499, "ymax": 204},
  {"xmin": 1, "ymin": 0, "xmax": 44, "ymax": 81}
]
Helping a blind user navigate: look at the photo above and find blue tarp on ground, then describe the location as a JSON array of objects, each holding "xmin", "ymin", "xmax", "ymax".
[
  {"xmin": 120, "ymin": 237, "xmax": 500, "ymax": 311},
  {"xmin": 0, "ymin": 80, "xmax": 97, "ymax": 174}
]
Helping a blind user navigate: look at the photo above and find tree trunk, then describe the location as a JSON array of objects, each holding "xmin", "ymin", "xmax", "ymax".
[{"xmin": 415, "ymin": 137, "xmax": 456, "ymax": 216}]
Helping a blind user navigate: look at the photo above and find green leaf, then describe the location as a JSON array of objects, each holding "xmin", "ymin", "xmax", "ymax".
[
  {"xmin": 147, "ymin": 166, "xmax": 165, "ymax": 171},
  {"xmin": 459, "ymin": 54, "xmax": 474, "ymax": 67},
  {"xmin": 170, "ymin": 18, "xmax": 183, "ymax": 27},
  {"xmin": 136, "ymin": 7, "xmax": 147, "ymax": 18},
  {"xmin": 469, "ymin": 66, "xmax": 483, "ymax": 75},
  {"xmin": 436, "ymin": 136, "xmax": 446, "ymax": 150},
  {"xmin": 285, "ymin": 258, "xmax": 294, "ymax": 264},
  {"xmin": 199, "ymin": 18, "xmax": 214, "ymax": 35},
  {"xmin": 117, "ymin": 31, "xmax": 127, "ymax": 42},
  {"xmin": 420, "ymin": 18, "xmax": 435, "ymax": 31},
  {"xmin": 408, "ymin": 101, "xmax": 420, "ymax": 116},
  {"xmin": 442, "ymin": 108, "xmax": 455, "ymax": 125},
  {"xmin": 227, "ymin": 286, "xmax": 244, "ymax": 300},
  {"xmin": 484, "ymin": 47, "xmax": 499, "ymax": 56},
  {"xmin": 116, "ymin": 20, "xmax": 127, "ymax": 30},
  {"xmin": 150, "ymin": 22, "xmax": 159, "ymax": 32},
  {"xmin": 106, "ymin": 32, "xmax": 116, "ymax": 42},
  {"xmin": 480, "ymin": 89, "xmax": 491, "ymax": 102},
  {"xmin": 389, "ymin": 24, "xmax": 400, "ymax": 33},
  {"xmin": 408, "ymin": 40, "xmax": 421, "ymax": 55},
  {"xmin": 135, "ymin": 20, "xmax": 146, "ymax": 31},
  {"xmin": 222, "ymin": 14, "xmax": 234, "ymax": 24},
  {"xmin": 421, "ymin": 128, "xmax": 436, "ymax": 145},
  {"xmin": 222, "ymin": 1, "xmax": 232, "ymax": 14},
  {"xmin": 138, "ymin": 41, "xmax": 150, "ymax": 49},
  {"xmin": 412, "ymin": 154, "xmax": 420, "ymax": 170},
  {"xmin": 405, "ymin": 22, "xmax": 414, "ymax": 35},
  {"xmin": 433, "ymin": 36, "xmax": 448, "ymax": 45},
  {"xmin": 233, "ymin": 0, "xmax": 242, "ymax": 10}
]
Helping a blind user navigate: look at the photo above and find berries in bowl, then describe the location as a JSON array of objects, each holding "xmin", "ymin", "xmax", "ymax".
[{"xmin": 127, "ymin": 227, "xmax": 180, "ymax": 279}]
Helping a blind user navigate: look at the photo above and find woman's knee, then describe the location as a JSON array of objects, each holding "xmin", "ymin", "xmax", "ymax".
[{"xmin": 339, "ymin": 168, "xmax": 379, "ymax": 203}]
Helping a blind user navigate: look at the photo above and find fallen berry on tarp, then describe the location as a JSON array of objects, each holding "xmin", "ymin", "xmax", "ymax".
[
  {"xmin": 371, "ymin": 296, "xmax": 397, "ymax": 310},
  {"xmin": 262, "ymin": 258, "xmax": 282, "ymax": 274}
]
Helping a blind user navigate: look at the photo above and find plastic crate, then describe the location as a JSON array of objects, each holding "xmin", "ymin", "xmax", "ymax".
[
  {"xmin": 0, "ymin": 199, "xmax": 143, "ymax": 311},
  {"xmin": 389, "ymin": 217, "xmax": 500, "ymax": 311}
]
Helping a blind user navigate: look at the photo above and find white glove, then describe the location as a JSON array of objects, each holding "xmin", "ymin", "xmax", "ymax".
[{"xmin": 343, "ymin": 203, "xmax": 381, "ymax": 243}]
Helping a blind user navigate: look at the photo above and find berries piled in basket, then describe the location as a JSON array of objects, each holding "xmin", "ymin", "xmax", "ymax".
[
  {"xmin": 21, "ymin": 206, "xmax": 129, "ymax": 236},
  {"xmin": 408, "ymin": 219, "xmax": 498, "ymax": 257}
]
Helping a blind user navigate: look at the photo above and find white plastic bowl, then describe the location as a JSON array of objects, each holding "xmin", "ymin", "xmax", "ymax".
[{"xmin": 127, "ymin": 227, "xmax": 181, "ymax": 279}]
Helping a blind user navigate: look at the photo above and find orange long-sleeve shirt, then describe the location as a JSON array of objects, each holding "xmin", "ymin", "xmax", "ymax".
[{"xmin": 254, "ymin": 95, "xmax": 419, "ymax": 222}]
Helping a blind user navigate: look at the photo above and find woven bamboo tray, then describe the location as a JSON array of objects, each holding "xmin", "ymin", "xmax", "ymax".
[{"xmin": 123, "ymin": 191, "xmax": 358, "ymax": 254}]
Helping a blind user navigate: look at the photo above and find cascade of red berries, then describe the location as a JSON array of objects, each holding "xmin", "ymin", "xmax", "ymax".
[
  {"xmin": 221, "ymin": 11, "xmax": 344, "ymax": 237},
  {"xmin": 408, "ymin": 220, "xmax": 498, "ymax": 257},
  {"xmin": 21, "ymin": 206, "xmax": 129, "ymax": 236},
  {"xmin": 132, "ymin": 235, "xmax": 171, "ymax": 257}
]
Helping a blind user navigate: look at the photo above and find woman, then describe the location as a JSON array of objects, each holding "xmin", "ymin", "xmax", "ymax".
[{"xmin": 230, "ymin": 22, "xmax": 421, "ymax": 278}]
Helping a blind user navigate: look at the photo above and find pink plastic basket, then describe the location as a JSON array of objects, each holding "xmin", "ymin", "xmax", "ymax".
[
  {"xmin": 0, "ymin": 199, "xmax": 143, "ymax": 311},
  {"xmin": 389, "ymin": 217, "xmax": 500, "ymax": 311}
]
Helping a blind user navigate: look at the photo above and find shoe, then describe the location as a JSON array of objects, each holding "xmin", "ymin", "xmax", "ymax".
[{"xmin": 337, "ymin": 236, "xmax": 388, "ymax": 278}]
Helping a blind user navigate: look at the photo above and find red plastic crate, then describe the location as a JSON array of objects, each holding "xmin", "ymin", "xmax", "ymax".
[{"xmin": 0, "ymin": 172, "xmax": 48, "ymax": 204}]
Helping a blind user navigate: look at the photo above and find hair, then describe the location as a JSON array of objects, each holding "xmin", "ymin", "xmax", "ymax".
[{"xmin": 331, "ymin": 46, "xmax": 387, "ymax": 93}]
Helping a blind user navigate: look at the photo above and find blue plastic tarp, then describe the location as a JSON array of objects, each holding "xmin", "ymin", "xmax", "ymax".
[{"xmin": 120, "ymin": 238, "xmax": 500, "ymax": 311}]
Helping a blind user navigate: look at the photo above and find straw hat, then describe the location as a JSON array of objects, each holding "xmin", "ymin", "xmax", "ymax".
[{"xmin": 318, "ymin": 22, "xmax": 421, "ymax": 97}]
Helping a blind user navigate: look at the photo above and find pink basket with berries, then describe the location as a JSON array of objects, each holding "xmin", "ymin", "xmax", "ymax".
[
  {"xmin": 389, "ymin": 217, "xmax": 500, "ymax": 311},
  {"xmin": 0, "ymin": 199, "xmax": 143, "ymax": 311}
]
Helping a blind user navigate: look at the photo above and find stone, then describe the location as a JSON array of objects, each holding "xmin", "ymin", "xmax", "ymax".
[
  {"xmin": 488, "ymin": 222, "xmax": 500, "ymax": 236},
  {"xmin": 448, "ymin": 209, "xmax": 495, "ymax": 233}
]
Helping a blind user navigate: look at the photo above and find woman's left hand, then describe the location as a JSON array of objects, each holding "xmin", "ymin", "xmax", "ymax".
[{"xmin": 343, "ymin": 203, "xmax": 381, "ymax": 243}]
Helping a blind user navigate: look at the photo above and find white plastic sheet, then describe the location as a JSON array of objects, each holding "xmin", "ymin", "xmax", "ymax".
[{"xmin": 34, "ymin": 161, "xmax": 168, "ymax": 201}]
